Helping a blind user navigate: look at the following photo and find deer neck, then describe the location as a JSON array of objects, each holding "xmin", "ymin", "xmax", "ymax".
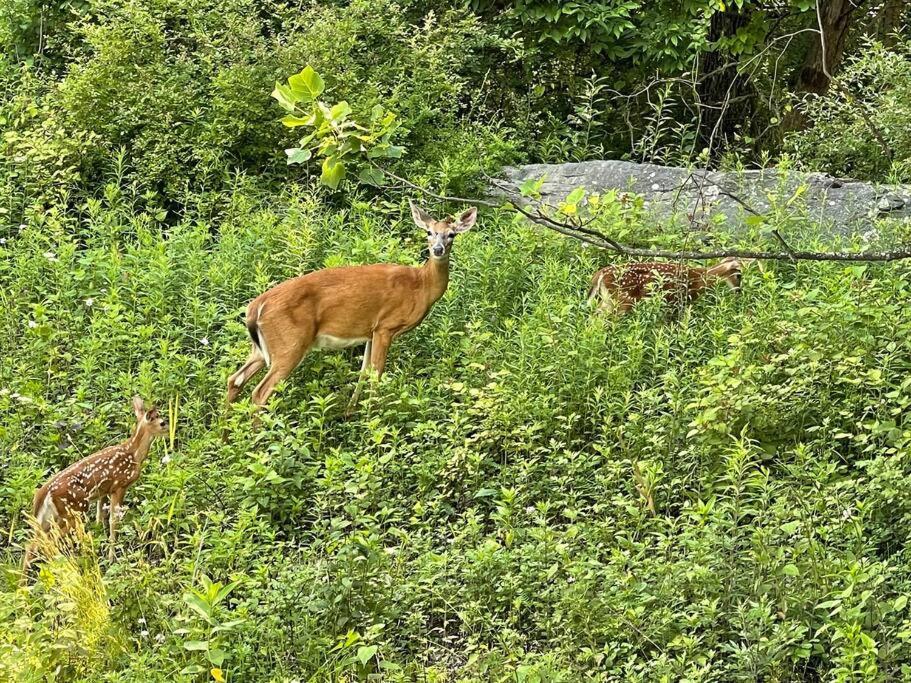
[
  {"xmin": 421, "ymin": 255, "xmax": 451, "ymax": 304},
  {"xmin": 126, "ymin": 427, "xmax": 155, "ymax": 465}
]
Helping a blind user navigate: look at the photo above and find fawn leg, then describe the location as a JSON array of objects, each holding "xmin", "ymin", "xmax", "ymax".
[{"xmin": 108, "ymin": 488, "xmax": 126, "ymax": 561}]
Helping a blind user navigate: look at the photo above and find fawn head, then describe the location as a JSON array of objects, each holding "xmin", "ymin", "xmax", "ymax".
[
  {"xmin": 707, "ymin": 257, "xmax": 745, "ymax": 292},
  {"xmin": 409, "ymin": 199, "xmax": 477, "ymax": 260},
  {"xmin": 132, "ymin": 395, "xmax": 168, "ymax": 437}
]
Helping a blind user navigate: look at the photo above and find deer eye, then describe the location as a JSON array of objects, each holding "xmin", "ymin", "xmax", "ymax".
[{"xmin": 447, "ymin": 233, "xmax": 455, "ymax": 239}]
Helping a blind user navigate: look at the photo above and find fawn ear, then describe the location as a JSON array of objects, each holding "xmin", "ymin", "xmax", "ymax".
[
  {"xmin": 453, "ymin": 207, "xmax": 477, "ymax": 233},
  {"xmin": 132, "ymin": 395, "xmax": 145, "ymax": 420},
  {"xmin": 409, "ymin": 199, "xmax": 434, "ymax": 229}
]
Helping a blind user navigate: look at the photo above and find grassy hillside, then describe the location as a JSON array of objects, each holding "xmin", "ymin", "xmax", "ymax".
[{"xmin": 3, "ymin": 181, "xmax": 911, "ymax": 680}]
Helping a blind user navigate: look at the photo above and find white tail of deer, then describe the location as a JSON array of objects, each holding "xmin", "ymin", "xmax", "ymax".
[
  {"xmin": 226, "ymin": 199, "xmax": 478, "ymax": 414},
  {"xmin": 588, "ymin": 258, "xmax": 745, "ymax": 314},
  {"xmin": 21, "ymin": 396, "xmax": 168, "ymax": 580}
]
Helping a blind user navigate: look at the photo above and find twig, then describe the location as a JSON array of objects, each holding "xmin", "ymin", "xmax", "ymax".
[{"xmin": 772, "ymin": 229, "xmax": 797, "ymax": 260}]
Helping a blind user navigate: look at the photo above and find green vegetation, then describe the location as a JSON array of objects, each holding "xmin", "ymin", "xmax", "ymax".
[{"xmin": 3, "ymin": 0, "xmax": 911, "ymax": 681}]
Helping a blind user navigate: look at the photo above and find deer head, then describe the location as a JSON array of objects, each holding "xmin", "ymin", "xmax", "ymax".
[
  {"xmin": 409, "ymin": 200, "xmax": 477, "ymax": 260},
  {"xmin": 132, "ymin": 395, "xmax": 168, "ymax": 438},
  {"xmin": 706, "ymin": 257, "xmax": 745, "ymax": 292}
]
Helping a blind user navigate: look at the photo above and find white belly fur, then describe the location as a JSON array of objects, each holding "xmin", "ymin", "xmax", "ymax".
[{"xmin": 314, "ymin": 334, "xmax": 369, "ymax": 350}]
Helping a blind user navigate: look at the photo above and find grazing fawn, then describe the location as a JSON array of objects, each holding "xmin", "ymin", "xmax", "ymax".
[
  {"xmin": 22, "ymin": 396, "xmax": 168, "ymax": 577},
  {"xmin": 226, "ymin": 200, "xmax": 478, "ymax": 414},
  {"xmin": 587, "ymin": 258, "xmax": 744, "ymax": 314}
]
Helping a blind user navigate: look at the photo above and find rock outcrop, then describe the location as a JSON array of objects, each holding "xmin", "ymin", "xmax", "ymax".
[{"xmin": 500, "ymin": 161, "xmax": 911, "ymax": 234}]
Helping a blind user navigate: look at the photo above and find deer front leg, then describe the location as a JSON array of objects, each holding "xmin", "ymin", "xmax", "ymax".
[
  {"xmin": 346, "ymin": 340, "xmax": 372, "ymax": 417},
  {"xmin": 368, "ymin": 330, "xmax": 392, "ymax": 378},
  {"xmin": 107, "ymin": 488, "xmax": 126, "ymax": 561}
]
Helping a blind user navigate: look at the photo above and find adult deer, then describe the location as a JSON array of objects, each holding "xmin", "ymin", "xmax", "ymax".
[
  {"xmin": 21, "ymin": 396, "xmax": 168, "ymax": 578},
  {"xmin": 587, "ymin": 258, "xmax": 745, "ymax": 314},
  {"xmin": 226, "ymin": 200, "xmax": 478, "ymax": 414}
]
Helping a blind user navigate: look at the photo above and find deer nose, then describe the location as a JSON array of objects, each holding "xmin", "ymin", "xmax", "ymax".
[{"xmin": 432, "ymin": 246, "xmax": 445, "ymax": 257}]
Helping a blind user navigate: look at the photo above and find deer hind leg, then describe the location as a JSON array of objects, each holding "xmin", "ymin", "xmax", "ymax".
[
  {"xmin": 250, "ymin": 339, "xmax": 311, "ymax": 410},
  {"xmin": 226, "ymin": 347, "xmax": 266, "ymax": 405},
  {"xmin": 107, "ymin": 488, "xmax": 126, "ymax": 561}
]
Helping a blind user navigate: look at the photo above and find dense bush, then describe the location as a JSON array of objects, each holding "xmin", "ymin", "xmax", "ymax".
[{"xmin": 785, "ymin": 38, "xmax": 911, "ymax": 183}]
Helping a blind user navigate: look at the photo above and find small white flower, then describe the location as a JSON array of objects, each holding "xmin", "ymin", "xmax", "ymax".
[
  {"xmin": 140, "ymin": 630, "xmax": 149, "ymax": 637},
  {"xmin": 161, "ymin": 454, "xmax": 171, "ymax": 465},
  {"xmin": 18, "ymin": 223, "xmax": 26, "ymax": 231},
  {"xmin": 43, "ymin": 251, "xmax": 57, "ymax": 261},
  {"xmin": 199, "ymin": 337, "xmax": 209, "ymax": 346},
  {"xmin": 27, "ymin": 320, "xmax": 37, "ymax": 329},
  {"xmin": 84, "ymin": 298, "xmax": 94, "ymax": 307},
  {"xmin": 138, "ymin": 617, "xmax": 146, "ymax": 625},
  {"xmin": 155, "ymin": 633, "xmax": 165, "ymax": 643},
  {"xmin": 0, "ymin": 388, "xmax": 8, "ymax": 396},
  {"xmin": 0, "ymin": 238, "xmax": 7, "ymax": 244}
]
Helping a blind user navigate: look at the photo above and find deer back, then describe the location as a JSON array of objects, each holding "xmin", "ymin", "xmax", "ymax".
[
  {"xmin": 44, "ymin": 442, "xmax": 140, "ymax": 515},
  {"xmin": 255, "ymin": 261, "xmax": 447, "ymax": 339}
]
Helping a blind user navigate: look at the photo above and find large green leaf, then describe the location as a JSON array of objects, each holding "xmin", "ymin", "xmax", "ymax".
[
  {"xmin": 288, "ymin": 66, "xmax": 325, "ymax": 101},
  {"xmin": 285, "ymin": 148, "xmax": 312, "ymax": 165},
  {"xmin": 321, "ymin": 157, "xmax": 346, "ymax": 189},
  {"xmin": 358, "ymin": 167, "xmax": 385, "ymax": 187},
  {"xmin": 356, "ymin": 645, "xmax": 377, "ymax": 665},
  {"xmin": 270, "ymin": 83, "xmax": 298, "ymax": 112}
]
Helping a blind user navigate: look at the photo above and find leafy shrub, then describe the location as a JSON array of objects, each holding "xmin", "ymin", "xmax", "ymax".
[{"xmin": 785, "ymin": 38, "xmax": 911, "ymax": 183}]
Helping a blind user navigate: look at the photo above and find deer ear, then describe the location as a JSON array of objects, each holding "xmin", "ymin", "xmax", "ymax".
[
  {"xmin": 131, "ymin": 395, "xmax": 145, "ymax": 420},
  {"xmin": 409, "ymin": 199, "xmax": 434, "ymax": 229},
  {"xmin": 453, "ymin": 206, "xmax": 477, "ymax": 233}
]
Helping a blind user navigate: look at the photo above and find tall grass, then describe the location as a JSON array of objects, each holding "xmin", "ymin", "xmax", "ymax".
[{"xmin": 2, "ymin": 180, "xmax": 911, "ymax": 680}]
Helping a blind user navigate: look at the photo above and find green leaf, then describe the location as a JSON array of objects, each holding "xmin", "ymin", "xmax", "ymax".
[
  {"xmin": 271, "ymin": 83, "xmax": 298, "ymax": 112},
  {"xmin": 180, "ymin": 665, "xmax": 208, "ymax": 675},
  {"xmin": 894, "ymin": 595, "xmax": 909, "ymax": 612},
  {"xmin": 184, "ymin": 640, "xmax": 209, "ymax": 651},
  {"xmin": 281, "ymin": 115, "xmax": 313, "ymax": 128},
  {"xmin": 358, "ymin": 167, "xmax": 385, "ymax": 186},
  {"xmin": 328, "ymin": 101, "xmax": 352, "ymax": 123},
  {"xmin": 184, "ymin": 593, "xmax": 214, "ymax": 623},
  {"xmin": 782, "ymin": 564, "xmax": 800, "ymax": 577},
  {"xmin": 356, "ymin": 645, "xmax": 378, "ymax": 665},
  {"xmin": 207, "ymin": 648, "xmax": 227, "ymax": 666},
  {"xmin": 565, "ymin": 187, "xmax": 586, "ymax": 204},
  {"xmin": 321, "ymin": 157, "xmax": 346, "ymax": 189},
  {"xmin": 285, "ymin": 148, "xmax": 312, "ymax": 165},
  {"xmin": 288, "ymin": 66, "xmax": 325, "ymax": 101},
  {"xmin": 214, "ymin": 581, "xmax": 240, "ymax": 605},
  {"xmin": 473, "ymin": 488, "xmax": 498, "ymax": 498}
]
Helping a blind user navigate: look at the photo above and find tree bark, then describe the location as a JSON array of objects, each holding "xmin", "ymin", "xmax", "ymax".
[
  {"xmin": 875, "ymin": 0, "xmax": 906, "ymax": 47},
  {"xmin": 697, "ymin": 7, "xmax": 756, "ymax": 161},
  {"xmin": 795, "ymin": 0, "xmax": 858, "ymax": 95}
]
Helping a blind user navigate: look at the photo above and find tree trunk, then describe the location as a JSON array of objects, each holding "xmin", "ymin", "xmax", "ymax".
[
  {"xmin": 875, "ymin": 0, "xmax": 906, "ymax": 47},
  {"xmin": 795, "ymin": 0, "xmax": 858, "ymax": 95},
  {"xmin": 697, "ymin": 8, "xmax": 755, "ymax": 161}
]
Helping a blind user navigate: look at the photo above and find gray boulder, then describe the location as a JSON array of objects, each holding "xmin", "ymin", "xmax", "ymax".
[{"xmin": 499, "ymin": 160, "xmax": 911, "ymax": 235}]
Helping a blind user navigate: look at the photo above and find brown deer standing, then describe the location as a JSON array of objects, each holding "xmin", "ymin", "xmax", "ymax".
[
  {"xmin": 226, "ymin": 200, "xmax": 478, "ymax": 414},
  {"xmin": 587, "ymin": 258, "xmax": 745, "ymax": 314},
  {"xmin": 21, "ymin": 396, "xmax": 168, "ymax": 577}
]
